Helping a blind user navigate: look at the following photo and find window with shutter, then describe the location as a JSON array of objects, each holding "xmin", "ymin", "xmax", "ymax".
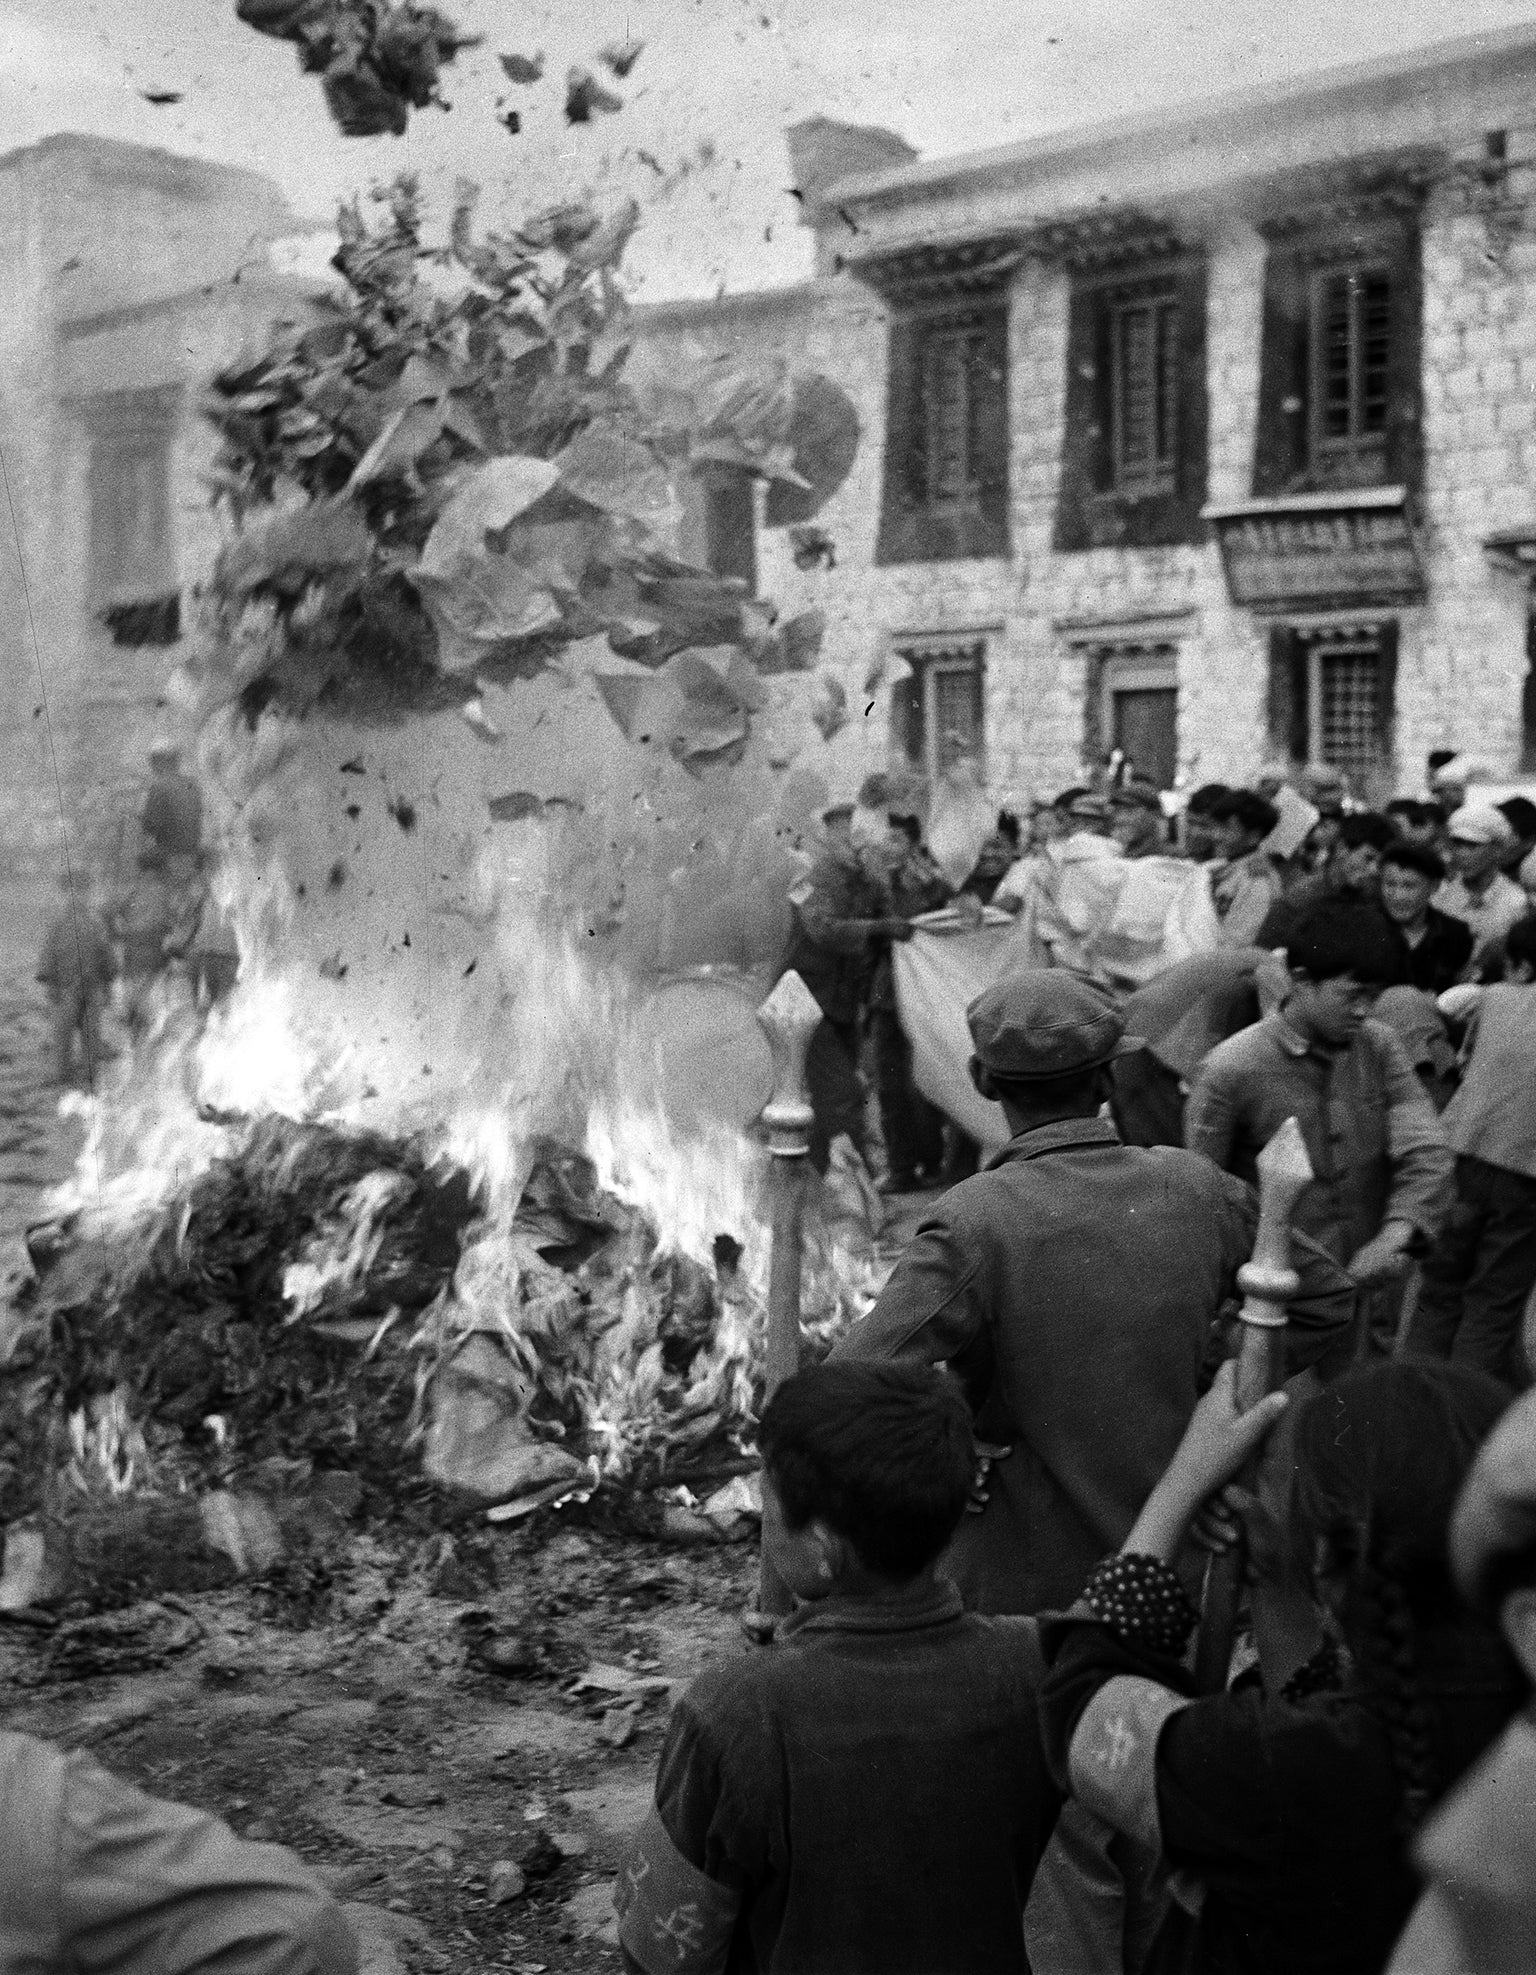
[
  {"xmin": 921, "ymin": 329, "xmax": 981, "ymax": 506},
  {"xmin": 1252, "ymin": 206, "xmax": 1421, "ymax": 499},
  {"xmin": 1111, "ymin": 291, "xmax": 1179, "ymax": 496},
  {"xmin": 1311, "ymin": 265, "xmax": 1391, "ymax": 482},
  {"xmin": 875, "ymin": 296, "xmax": 1009, "ymax": 564},
  {"xmin": 1053, "ymin": 253, "xmax": 1207, "ymax": 551}
]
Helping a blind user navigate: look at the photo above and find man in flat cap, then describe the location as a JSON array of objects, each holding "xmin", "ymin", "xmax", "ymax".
[
  {"xmin": 833, "ymin": 967, "xmax": 1351, "ymax": 1615},
  {"xmin": 834, "ymin": 968, "xmax": 1352, "ymax": 1973}
]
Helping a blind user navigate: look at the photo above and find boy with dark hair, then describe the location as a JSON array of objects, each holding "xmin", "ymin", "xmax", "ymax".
[
  {"xmin": 1187, "ymin": 898, "xmax": 1452, "ymax": 1307},
  {"xmin": 1381, "ymin": 840, "xmax": 1474, "ymax": 995},
  {"xmin": 1404, "ymin": 912, "xmax": 1536, "ymax": 1384},
  {"xmin": 615, "ymin": 1361, "xmax": 1059, "ymax": 1975}
]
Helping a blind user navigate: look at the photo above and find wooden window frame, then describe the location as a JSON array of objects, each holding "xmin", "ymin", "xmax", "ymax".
[
  {"xmin": 1266, "ymin": 617, "xmax": 1399, "ymax": 797},
  {"xmin": 876, "ymin": 296, "xmax": 1010, "ymax": 565},
  {"xmin": 1307, "ymin": 260, "xmax": 1392, "ymax": 485},
  {"xmin": 920, "ymin": 323, "xmax": 989, "ymax": 513},
  {"xmin": 1053, "ymin": 253, "xmax": 1208, "ymax": 553},
  {"xmin": 1306, "ymin": 631, "xmax": 1383, "ymax": 782},
  {"xmin": 891, "ymin": 636, "xmax": 988, "ymax": 783},
  {"xmin": 1075, "ymin": 636, "xmax": 1181, "ymax": 786},
  {"xmin": 1109, "ymin": 285, "xmax": 1180, "ymax": 499},
  {"xmin": 1252, "ymin": 206, "xmax": 1422, "ymax": 500}
]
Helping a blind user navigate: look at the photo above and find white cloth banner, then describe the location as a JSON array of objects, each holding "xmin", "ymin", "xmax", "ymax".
[{"xmin": 893, "ymin": 859, "xmax": 1220, "ymax": 1151}]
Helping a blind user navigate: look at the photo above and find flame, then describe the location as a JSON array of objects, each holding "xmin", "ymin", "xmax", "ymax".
[
  {"xmin": 66, "ymin": 1388, "xmax": 147, "ymax": 1496},
  {"xmin": 282, "ymin": 1169, "xmax": 411, "ymax": 1320},
  {"xmin": 42, "ymin": 712, "xmax": 897, "ymax": 1494}
]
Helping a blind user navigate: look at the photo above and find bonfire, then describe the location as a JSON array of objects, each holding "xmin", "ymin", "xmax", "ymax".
[{"xmin": 0, "ymin": 145, "xmax": 887, "ymax": 1600}]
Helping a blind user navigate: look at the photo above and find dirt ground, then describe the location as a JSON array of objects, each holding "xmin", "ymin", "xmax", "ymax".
[{"xmin": 1, "ymin": 1504, "xmax": 760, "ymax": 1973}]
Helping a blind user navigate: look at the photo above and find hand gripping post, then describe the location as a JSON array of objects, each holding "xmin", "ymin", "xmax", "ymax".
[{"xmin": 1193, "ymin": 1115, "xmax": 1314, "ymax": 1693}]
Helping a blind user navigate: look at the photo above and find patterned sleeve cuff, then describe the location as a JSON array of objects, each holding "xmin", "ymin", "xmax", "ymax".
[{"xmin": 1082, "ymin": 1553, "xmax": 1199, "ymax": 1657}]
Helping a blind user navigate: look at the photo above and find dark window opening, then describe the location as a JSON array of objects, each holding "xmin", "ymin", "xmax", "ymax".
[
  {"xmin": 876, "ymin": 301, "xmax": 1009, "ymax": 564},
  {"xmin": 101, "ymin": 593, "xmax": 181, "ymax": 647},
  {"xmin": 921, "ymin": 326, "xmax": 989, "ymax": 509},
  {"xmin": 702, "ymin": 472, "xmax": 757, "ymax": 594},
  {"xmin": 892, "ymin": 641, "xmax": 986, "ymax": 780},
  {"xmin": 88, "ymin": 403, "xmax": 180, "ymax": 614},
  {"xmin": 1053, "ymin": 255, "xmax": 1207, "ymax": 552},
  {"xmin": 1111, "ymin": 291, "xmax": 1179, "ymax": 496},
  {"xmin": 1252, "ymin": 217, "xmax": 1421, "ymax": 499}
]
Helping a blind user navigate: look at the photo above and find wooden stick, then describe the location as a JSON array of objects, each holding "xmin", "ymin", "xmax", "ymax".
[
  {"xmin": 1193, "ymin": 1115, "xmax": 1313, "ymax": 1693},
  {"xmin": 753, "ymin": 969, "xmax": 821, "ymax": 1617}
]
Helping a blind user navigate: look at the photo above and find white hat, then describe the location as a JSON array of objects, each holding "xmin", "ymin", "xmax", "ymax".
[{"xmin": 1448, "ymin": 804, "xmax": 1516, "ymax": 848}]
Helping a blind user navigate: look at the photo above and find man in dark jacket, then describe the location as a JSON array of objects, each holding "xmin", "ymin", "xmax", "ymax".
[
  {"xmin": 869, "ymin": 808, "xmax": 953, "ymax": 1191},
  {"xmin": 833, "ymin": 969, "xmax": 1353, "ymax": 1615},
  {"xmin": 834, "ymin": 970, "xmax": 1354, "ymax": 1975},
  {"xmin": 1380, "ymin": 840, "xmax": 1473, "ymax": 994},
  {"xmin": 781, "ymin": 800, "xmax": 904, "ymax": 1172}
]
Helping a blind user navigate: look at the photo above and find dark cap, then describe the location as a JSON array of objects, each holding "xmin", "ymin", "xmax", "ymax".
[
  {"xmin": 967, "ymin": 970, "xmax": 1143, "ymax": 1079},
  {"xmin": 1109, "ymin": 780, "xmax": 1162, "ymax": 813}
]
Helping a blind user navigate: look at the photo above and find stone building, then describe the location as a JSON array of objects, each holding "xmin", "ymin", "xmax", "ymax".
[
  {"xmin": 0, "ymin": 135, "xmax": 312, "ymax": 868},
  {"xmin": 638, "ymin": 28, "xmax": 1536, "ymax": 804}
]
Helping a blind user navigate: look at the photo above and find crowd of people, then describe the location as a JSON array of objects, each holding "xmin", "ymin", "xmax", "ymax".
[
  {"xmin": 783, "ymin": 751, "xmax": 1536, "ymax": 1388},
  {"xmin": 36, "ymin": 742, "xmax": 238, "ymax": 1088},
  {"xmin": 587, "ymin": 748, "xmax": 1536, "ymax": 1973},
  {"xmin": 617, "ymin": 953, "xmax": 1536, "ymax": 1975}
]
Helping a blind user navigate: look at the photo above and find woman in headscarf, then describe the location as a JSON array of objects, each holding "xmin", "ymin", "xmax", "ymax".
[{"xmin": 1039, "ymin": 1361, "xmax": 1525, "ymax": 1975}]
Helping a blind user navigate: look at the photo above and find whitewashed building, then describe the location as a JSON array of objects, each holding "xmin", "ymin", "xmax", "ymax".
[
  {"xmin": 0, "ymin": 136, "xmax": 311, "ymax": 865},
  {"xmin": 638, "ymin": 28, "xmax": 1536, "ymax": 804}
]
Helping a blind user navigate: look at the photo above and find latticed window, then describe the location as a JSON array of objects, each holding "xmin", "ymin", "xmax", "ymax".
[
  {"xmin": 921, "ymin": 328, "xmax": 989, "ymax": 507},
  {"xmin": 1111, "ymin": 291, "xmax": 1179, "ymax": 495},
  {"xmin": 1311, "ymin": 266, "xmax": 1391, "ymax": 478},
  {"xmin": 1308, "ymin": 631, "xmax": 1385, "ymax": 784}
]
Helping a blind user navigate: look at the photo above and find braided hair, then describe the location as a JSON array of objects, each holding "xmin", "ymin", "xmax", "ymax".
[{"xmin": 1290, "ymin": 1362, "xmax": 1513, "ymax": 1831}]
